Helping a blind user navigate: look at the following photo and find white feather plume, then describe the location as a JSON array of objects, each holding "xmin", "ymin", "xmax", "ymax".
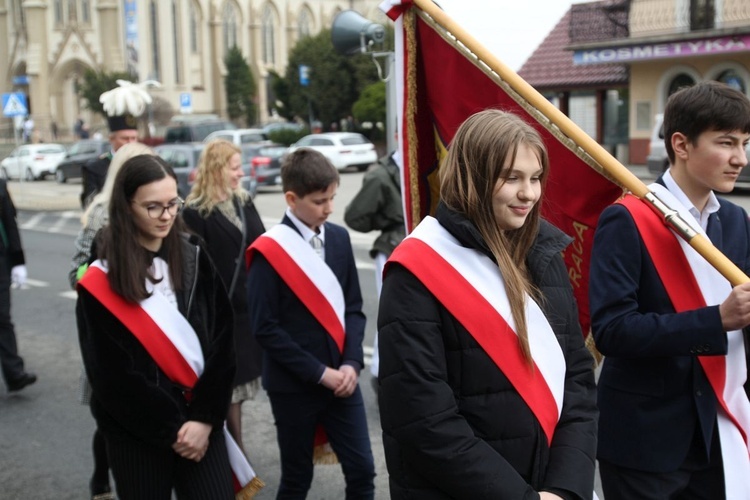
[{"xmin": 99, "ymin": 79, "xmax": 161, "ymax": 117}]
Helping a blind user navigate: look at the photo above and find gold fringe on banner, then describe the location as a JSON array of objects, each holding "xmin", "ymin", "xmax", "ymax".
[
  {"xmin": 313, "ymin": 442, "xmax": 340, "ymax": 465},
  {"xmin": 584, "ymin": 333, "xmax": 603, "ymax": 368},
  {"xmin": 235, "ymin": 476, "xmax": 266, "ymax": 500}
]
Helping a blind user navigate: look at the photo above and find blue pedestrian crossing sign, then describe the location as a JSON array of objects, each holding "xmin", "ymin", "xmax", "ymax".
[
  {"xmin": 179, "ymin": 92, "xmax": 192, "ymax": 114},
  {"xmin": 2, "ymin": 93, "xmax": 27, "ymax": 117}
]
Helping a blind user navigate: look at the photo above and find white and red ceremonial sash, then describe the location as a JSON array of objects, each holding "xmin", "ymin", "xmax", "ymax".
[
  {"xmin": 246, "ymin": 224, "xmax": 346, "ymax": 354},
  {"xmin": 387, "ymin": 216, "xmax": 565, "ymax": 444},
  {"xmin": 78, "ymin": 260, "xmax": 262, "ymax": 499},
  {"xmin": 620, "ymin": 187, "xmax": 750, "ymax": 497}
]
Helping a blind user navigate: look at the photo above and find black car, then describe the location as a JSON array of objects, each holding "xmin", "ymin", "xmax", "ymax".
[
  {"xmin": 55, "ymin": 139, "xmax": 109, "ymax": 183},
  {"xmin": 241, "ymin": 143, "xmax": 287, "ymax": 188},
  {"xmin": 154, "ymin": 143, "xmax": 205, "ymax": 198}
]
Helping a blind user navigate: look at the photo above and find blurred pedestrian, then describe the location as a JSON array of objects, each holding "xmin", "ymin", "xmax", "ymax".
[
  {"xmin": 69, "ymin": 142, "xmax": 155, "ymax": 500},
  {"xmin": 22, "ymin": 116, "xmax": 33, "ymax": 143},
  {"xmin": 81, "ymin": 81, "xmax": 148, "ymax": 208},
  {"xmin": 378, "ymin": 110, "xmax": 597, "ymax": 498},
  {"xmin": 344, "ymin": 150, "xmax": 404, "ymax": 383},
  {"xmin": 0, "ymin": 178, "xmax": 34, "ymax": 394},
  {"xmin": 183, "ymin": 139, "xmax": 266, "ymax": 455}
]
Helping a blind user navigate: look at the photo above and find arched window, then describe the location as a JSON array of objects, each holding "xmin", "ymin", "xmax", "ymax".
[
  {"xmin": 298, "ymin": 8, "xmax": 312, "ymax": 39},
  {"xmin": 223, "ymin": 2, "xmax": 238, "ymax": 55},
  {"xmin": 716, "ymin": 69, "xmax": 746, "ymax": 94},
  {"xmin": 262, "ymin": 5, "xmax": 276, "ymax": 65},
  {"xmin": 172, "ymin": 1, "xmax": 182, "ymax": 84},
  {"xmin": 54, "ymin": 0, "xmax": 63, "ymax": 24},
  {"xmin": 150, "ymin": 0, "xmax": 161, "ymax": 80},
  {"xmin": 68, "ymin": 0, "xmax": 77, "ymax": 22},
  {"xmin": 81, "ymin": 0, "xmax": 90, "ymax": 23},
  {"xmin": 189, "ymin": 1, "xmax": 200, "ymax": 54},
  {"xmin": 667, "ymin": 73, "xmax": 695, "ymax": 96}
]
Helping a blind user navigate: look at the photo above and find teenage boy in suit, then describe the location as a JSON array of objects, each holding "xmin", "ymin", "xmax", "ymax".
[
  {"xmin": 246, "ymin": 148, "xmax": 375, "ymax": 499},
  {"xmin": 590, "ymin": 80, "xmax": 750, "ymax": 499}
]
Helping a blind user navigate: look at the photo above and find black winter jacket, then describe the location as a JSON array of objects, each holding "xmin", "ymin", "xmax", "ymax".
[
  {"xmin": 378, "ymin": 204, "xmax": 597, "ymax": 499},
  {"xmin": 76, "ymin": 234, "xmax": 235, "ymax": 448}
]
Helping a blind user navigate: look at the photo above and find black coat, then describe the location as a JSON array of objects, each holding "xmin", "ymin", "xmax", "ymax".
[
  {"xmin": 378, "ymin": 204, "xmax": 597, "ymax": 499},
  {"xmin": 183, "ymin": 197, "xmax": 266, "ymax": 385},
  {"xmin": 0, "ymin": 179, "xmax": 25, "ymax": 267},
  {"xmin": 81, "ymin": 152, "xmax": 111, "ymax": 208},
  {"xmin": 76, "ymin": 235, "xmax": 235, "ymax": 448}
]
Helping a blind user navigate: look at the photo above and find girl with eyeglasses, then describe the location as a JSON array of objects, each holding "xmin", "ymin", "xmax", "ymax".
[
  {"xmin": 75, "ymin": 155, "xmax": 258, "ymax": 499},
  {"xmin": 182, "ymin": 139, "xmax": 266, "ymax": 457}
]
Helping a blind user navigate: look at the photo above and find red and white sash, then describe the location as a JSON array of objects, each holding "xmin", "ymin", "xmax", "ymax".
[
  {"xmin": 387, "ymin": 216, "xmax": 565, "ymax": 444},
  {"xmin": 246, "ymin": 224, "xmax": 346, "ymax": 353},
  {"xmin": 620, "ymin": 186, "xmax": 750, "ymax": 497},
  {"xmin": 78, "ymin": 260, "xmax": 262, "ymax": 499}
]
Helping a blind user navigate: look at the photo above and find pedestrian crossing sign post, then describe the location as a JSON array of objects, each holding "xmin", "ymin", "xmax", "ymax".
[{"xmin": 2, "ymin": 92, "xmax": 28, "ymax": 118}]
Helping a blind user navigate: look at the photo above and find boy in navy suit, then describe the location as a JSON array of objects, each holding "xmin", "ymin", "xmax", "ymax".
[
  {"xmin": 246, "ymin": 148, "xmax": 375, "ymax": 499},
  {"xmin": 590, "ymin": 81, "xmax": 750, "ymax": 498}
]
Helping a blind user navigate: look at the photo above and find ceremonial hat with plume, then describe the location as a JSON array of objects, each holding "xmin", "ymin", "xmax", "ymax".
[{"xmin": 99, "ymin": 79, "xmax": 161, "ymax": 132}]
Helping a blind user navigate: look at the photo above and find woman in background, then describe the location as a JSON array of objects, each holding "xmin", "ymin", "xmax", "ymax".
[{"xmin": 183, "ymin": 139, "xmax": 265, "ymax": 454}]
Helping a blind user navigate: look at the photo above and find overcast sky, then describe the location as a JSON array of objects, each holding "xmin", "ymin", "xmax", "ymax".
[{"xmin": 431, "ymin": 1, "xmax": 589, "ymax": 71}]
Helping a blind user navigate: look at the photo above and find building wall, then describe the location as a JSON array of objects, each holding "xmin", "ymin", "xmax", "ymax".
[{"xmin": 0, "ymin": 0, "xmax": 381, "ymax": 139}]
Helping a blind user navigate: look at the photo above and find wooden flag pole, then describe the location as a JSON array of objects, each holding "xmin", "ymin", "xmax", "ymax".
[{"xmin": 412, "ymin": 0, "xmax": 749, "ymax": 286}]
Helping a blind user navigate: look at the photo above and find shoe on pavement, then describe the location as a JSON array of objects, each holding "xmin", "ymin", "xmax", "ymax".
[{"xmin": 7, "ymin": 372, "xmax": 37, "ymax": 392}]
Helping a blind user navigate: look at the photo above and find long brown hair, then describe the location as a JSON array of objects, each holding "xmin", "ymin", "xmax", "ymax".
[
  {"xmin": 97, "ymin": 155, "xmax": 185, "ymax": 303},
  {"xmin": 440, "ymin": 109, "xmax": 549, "ymax": 362}
]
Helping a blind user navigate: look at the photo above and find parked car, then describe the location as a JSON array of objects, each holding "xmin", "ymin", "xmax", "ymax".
[
  {"xmin": 204, "ymin": 128, "xmax": 268, "ymax": 146},
  {"xmin": 154, "ymin": 143, "xmax": 205, "ymax": 197},
  {"xmin": 0, "ymin": 143, "xmax": 67, "ymax": 181},
  {"xmin": 54, "ymin": 139, "xmax": 110, "ymax": 183},
  {"xmin": 164, "ymin": 119, "xmax": 236, "ymax": 143},
  {"xmin": 287, "ymin": 132, "xmax": 377, "ymax": 171},
  {"xmin": 261, "ymin": 122, "xmax": 305, "ymax": 135},
  {"xmin": 647, "ymin": 112, "xmax": 750, "ymax": 188},
  {"xmin": 241, "ymin": 143, "xmax": 287, "ymax": 188}
]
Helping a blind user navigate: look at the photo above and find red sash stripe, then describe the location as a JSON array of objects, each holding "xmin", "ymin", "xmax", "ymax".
[
  {"xmin": 247, "ymin": 236, "xmax": 345, "ymax": 354},
  {"xmin": 619, "ymin": 194, "xmax": 748, "ymax": 446},
  {"xmin": 388, "ymin": 237, "xmax": 559, "ymax": 444},
  {"xmin": 78, "ymin": 266, "xmax": 198, "ymax": 390}
]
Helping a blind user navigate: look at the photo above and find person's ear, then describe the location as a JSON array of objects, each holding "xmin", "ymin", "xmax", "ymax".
[
  {"xmin": 672, "ymin": 132, "xmax": 690, "ymax": 161},
  {"xmin": 284, "ymin": 191, "xmax": 297, "ymax": 208}
]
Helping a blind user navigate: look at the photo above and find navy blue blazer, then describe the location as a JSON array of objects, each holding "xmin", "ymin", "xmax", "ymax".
[
  {"xmin": 246, "ymin": 216, "xmax": 366, "ymax": 393},
  {"xmin": 589, "ymin": 185, "xmax": 750, "ymax": 472}
]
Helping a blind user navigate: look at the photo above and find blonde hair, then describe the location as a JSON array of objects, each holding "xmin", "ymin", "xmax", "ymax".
[
  {"xmin": 440, "ymin": 109, "xmax": 549, "ymax": 363},
  {"xmin": 186, "ymin": 139, "xmax": 247, "ymax": 214},
  {"xmin": 81, "ymin": 142, "xmax": 155, "ymax": 225}
]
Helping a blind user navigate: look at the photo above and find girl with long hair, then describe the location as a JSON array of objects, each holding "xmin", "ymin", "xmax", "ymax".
[
  {"xmin": 378, "ymin": 109, "xmax": 597, "ymax": 499},
  {"xmin": 68, "ymin": 142, "xmax": 155, "ymax": 499},
  {"xmin": 183, "ymin": 139, "xmax": 265, "ymax": 454},
  {"xmin": 76, "ymin": 155, "xmax": 241, "ymax": 499}
]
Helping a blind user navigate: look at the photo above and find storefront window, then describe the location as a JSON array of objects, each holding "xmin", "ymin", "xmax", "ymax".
[
  {"xmin": 716, "ymin": 70, "xmax": 746, "ymax": 94},
  {"xmin": 668, "ymin": 74, "xmax": 695, "ymax": 96}
]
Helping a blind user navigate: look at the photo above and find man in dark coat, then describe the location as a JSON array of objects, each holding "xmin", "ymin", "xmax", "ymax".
[
  {"xmin": 80, "ymin": 84, "xmax": 143, "ymax": 208},
  {"xmin": 0, "ymin": 179, "xmax": 35, "ymax": 392}
]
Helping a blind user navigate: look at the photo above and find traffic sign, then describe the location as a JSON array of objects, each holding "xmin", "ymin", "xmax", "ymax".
[
  {"xmin": 180, "ymin": 92, "xmax": 192, "ymax": 114},
  {"xmin": 2, "ymin": 93, "xmax": 27, "ymax": 117},
  {"xmin": 299, "ymin": 65, "xmax": 311, "ymax": 87}
]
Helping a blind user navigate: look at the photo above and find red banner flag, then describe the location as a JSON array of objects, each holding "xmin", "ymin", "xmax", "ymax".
[{"xmin": 382, "ymin": 1, "xmax": 623, "ymax": 335}]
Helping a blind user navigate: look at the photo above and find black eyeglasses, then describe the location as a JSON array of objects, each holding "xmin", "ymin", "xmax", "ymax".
[{"xmin": 133, "ymin": 198, "xmax": 184, "ymax": 219}]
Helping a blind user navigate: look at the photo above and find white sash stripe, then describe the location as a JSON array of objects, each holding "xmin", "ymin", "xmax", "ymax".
[
  {"xmin": 408, "ymin": 217, "xmax": 566, "ymax": 419},
  {"xmin": 262, "ymin": 224, "xmax": 345, "ymax": 331},
  {"xmin": 649, "ymin": 184, "xmax": 750, "ymax": 497}
]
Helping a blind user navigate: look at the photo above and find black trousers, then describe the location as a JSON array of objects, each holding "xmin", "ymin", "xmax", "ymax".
[
  {"xmin": 600, "ymin": 425, "xmax": 725, "ymax": 500},
  {"xmin": 269, "ymin": 385, "xmax": 376, "ymax": 500},
  {"xmin": 0, "ymin": 255, "xmax": 24, "ymax": 384},
  {"xmin": 105, "ymin": 430, "xmax": 234, "ymax": 500}
]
